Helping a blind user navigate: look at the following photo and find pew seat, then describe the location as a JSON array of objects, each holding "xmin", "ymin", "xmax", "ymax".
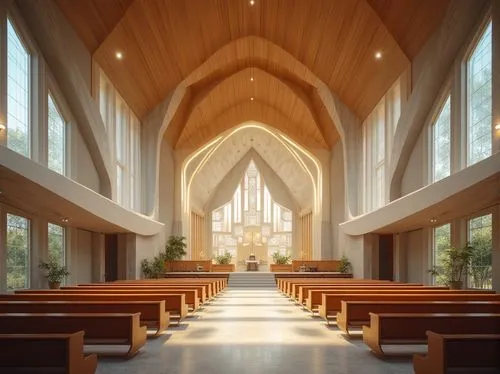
[
  {"xmin": 0, "ymin": 331, "xmax": 97, "ymax": 374},
  {"xmin": 0, "ymin": 313, "xmax": 147, "ymax": 357},
  {"xmin": 362, "ymin": 313, "xmax": 500, "ymax": 357},
  {"xmin": 319, "ymin": 293, "xmax": 500, "ymax": 320},
  {"xmin": 0, "ymin": 300, "xmax": 169, "ymax": 337},
  {"xmin": 413, "ymin": 331, "xmax": 500, "ymax": 374},
  {"xmin": 0, "ymin": 293, "xmax": 188, "ymax": 322},
  {"xmin": 337, "ymin": 301, "xmax": 500, "ymax": 334}
]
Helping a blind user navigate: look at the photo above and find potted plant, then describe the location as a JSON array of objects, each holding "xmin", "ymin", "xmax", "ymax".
[
  {"xmin": 338, "ymin": 254, "xmax": 353, "ymax": 274},
  {"xmin": 39, "ymin": 260, "xmax": 70, "ymax": 289},
  {"xmin": 428, "ymin": 243, "xmax": 474, "ymax": 289},
  {"xmin": 270, "ymin": 251, "xmax": 292, "ymax": 272},
  {"xmin": 164, "ymin": 235, "xmax": 187, "ymax": 272},
  {"xmin": 212, "ymin": 252, "xmax": 235, "ymax": 272},
  {"xmin": 141, "ymin": 255, "xmax": 166, "ymax": 279}
]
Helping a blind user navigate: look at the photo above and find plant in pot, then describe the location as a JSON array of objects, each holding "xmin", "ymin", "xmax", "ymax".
[
  {"xmin": 39, "ymin": 260, "xmax": 70, "ymax": 289},
  {"xmin": 215, "ymin": 252, "xmax": 232, "ymax": 265},
  {"xmin": 428, "ymin": 243, "xmax": 474, "ymax": 289},
  {"xmin": 272, "ymin": 251, "xmax": 291, "ymax": 265},
  {"xmin": 164, "ymin": 235, "xmax": 187, "ymax": 271},
  {"xmin": 338, "ymin": 254, "xmax": 353, "ymax": 274},
  {"xmin": 141, "ymin": 255, "xmax": 166, "ymax": 279}
]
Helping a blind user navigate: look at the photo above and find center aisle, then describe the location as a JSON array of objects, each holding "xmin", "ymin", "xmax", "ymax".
[{"xmin": 97, "ymin": 288, "xmax": 413, "ymax": 374}]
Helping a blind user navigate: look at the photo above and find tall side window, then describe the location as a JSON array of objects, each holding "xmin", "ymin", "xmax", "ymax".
[
  {"xmin": 6, "ymin": 18, "xmax": 31, "ymax": 157},
  {"xmin": 432, "ymin": 223, "xmax": 451, "ymax": 285},
  {"xmin": 6, "ymin": 213, "xmax": 30, "ymax": 290},
  {"xmin": 467, "ymin": 21, "xmax": 492, "ymax": 166},
  {"xmin": 467, "ymin": 214, "xmax": 492, "ymax": 289},
  {"xmin": 47, "ymin": 94, "xmax": 66, "ymax": 174},
  {"xmin": 432, "ymin": 96, "xmax": 451, "ymax": 182},
  {"xmin": 48, "ymin": 223, "xmax": 65, "ymax": 266}
]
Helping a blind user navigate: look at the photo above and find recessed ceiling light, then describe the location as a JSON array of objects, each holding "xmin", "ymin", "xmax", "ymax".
[
  {"xmin": 375, "ymin": 51, "xmax": 382, "ymax": 60},
  {"xmin": 495, "ymin": 123, "xmax": 500, "ymax": 130},
  {"xmin": 430, "ymin": 218, "xmax": 437, "ymax": 224},
  {"xmin": 116, "ymin": 51, "xmax": 123, "ymax": 60},
  {"xmin": 249, "ymin": 0, "xmax": 255, "ymax": 5},
  {"xmin": 250, "ymin": 77, "xmax": 254, "ymax": 82},
  {"xmin": 62, "ymin": 217, "xmax": 69, "ymax": 223},
  {"xmin": 250, "ymin": 97, "xmax": 254, "ymax": 101}
]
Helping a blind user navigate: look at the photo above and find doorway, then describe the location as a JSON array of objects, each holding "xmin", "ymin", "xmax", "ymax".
[{"xmin": 104, "ymin": 234, "xmax": 118, "ymax": 281}]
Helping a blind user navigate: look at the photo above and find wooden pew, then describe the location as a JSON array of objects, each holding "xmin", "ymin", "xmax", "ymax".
[
  {"xmin": 41, "ymin": 287, "xmax": 200, "ymax": 311},
  {"xmin": 72, "ymin": 284, "xmax": 208, "ymax": 303},
  {"xmin": 362, "ymin": 313, "xmax": 500, "ymax": 357},
  {"xmin": 0, "ymin": 293, "xmax": 188, "ymax": 322},
  {"xmin": 287, "ymin": 280, "xmax": 391, "ymax": 299},
  {"xmin": 0, "ymin": 300, "xmax": 169, "ymax": 337},
  {"xmin": 301, "ymin": 285, "xmax": 444, "ymax": 309},
  {"xmin": 0, "ymin": 313, "xmax": 147, "ymax": 358},
  {"xmin": 337, "ymin": 300, "xmax": 500, "ymax": 334},
  {"xmin": 0, "ymin": 331, "xmax": 97, "ymax": 374},
  {"xmin": 118, "ymin": 279, "xmax": 224, "ymax": 297},
  {"xmin": 413, "ymin": 331, "xmax": 500, "ymax": 374},
  {"xmin": 319, "ymin": 293, "xmax": 500, "ymax": 320}
]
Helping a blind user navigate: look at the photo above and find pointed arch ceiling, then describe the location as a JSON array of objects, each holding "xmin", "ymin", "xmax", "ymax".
[
  {"xmin": 176, "ymin": 67, "xmax": 328, "ymax": 150},
  {"xmin": 57, "ymin": 0, "xmax": 450, "ymax": 151},
  {"xmin": 189, "ymin": 126, "xmax": 313, "ymax": 210}
]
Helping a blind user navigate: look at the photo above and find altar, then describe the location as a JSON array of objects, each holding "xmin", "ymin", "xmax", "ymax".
[{"xmin": 245, "ymin": 254, "xmax": 259, "ymax": 271}]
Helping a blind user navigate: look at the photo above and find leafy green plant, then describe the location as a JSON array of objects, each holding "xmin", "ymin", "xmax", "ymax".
[
  {"xmin": 215, "ymin": 252, "xmax": 232, "ymax": 265},
  {"xmin": 164, "ymin": 236, "xmax": 187, "ymax": 261},
  {"xmin": 141, "ymin": 255, "xmax": 166, "ymax": 279},
  {"xmin": 39, "ymin": 260, "xmax": 70, "ymax": 284},
  {"xmin": 338, "ymin": 255, "xmax": 353, "ymax": 274},
  {"xmin": 429, "ymin": 243, "xmax": 474, "ymax": 288},
  {"xmin": 272, "ymin": 251, "xmax": 291, "ymax": 265}
]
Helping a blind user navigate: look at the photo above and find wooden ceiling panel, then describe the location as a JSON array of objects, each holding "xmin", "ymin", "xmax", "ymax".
[
  {"xmin": 176, "ymin": 68, "xmax": 328, "ymax": 150},
  {"xmin": 55, "ymin": 0, "xmax": 134, "ymax": 52},
  {"xmin": 93, "ymin": 0, "xmax": 413, "ymax": 120},
  {"xmin": 366, "ymin": 0, "xmax": 450, "ymax": 59}
]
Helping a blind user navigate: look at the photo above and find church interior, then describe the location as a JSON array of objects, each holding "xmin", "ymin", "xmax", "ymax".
[{"xmin": 0, "ymin": 0, "xmax": 499, "ymax": 373}]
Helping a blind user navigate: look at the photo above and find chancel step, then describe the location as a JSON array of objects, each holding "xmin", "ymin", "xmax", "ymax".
[{"xmin": 228, "ymin": 272, "xmax": 276, "ymax": 288}]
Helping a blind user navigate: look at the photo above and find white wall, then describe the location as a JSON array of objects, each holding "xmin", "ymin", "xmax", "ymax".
[
  {"xmin": 68, "ymin": 228, "xmax": 93, "ymax": 285},
  {"xmin": 400, "ymin": 130, "xmax": 425, "ymax": 195},
  {"xmin": 330, "ymin": 142, "xmax": 345, "ymax": 259},
  {"xmin": 72, "ymin": 124, "xmax": 100, "ymax": 192},
  {"xmin": 403, "ymin": 229, "xmax": 428, "ymax": 284},
  {"xmin": 159, "ymin": 138, "xmax": 175, "ymax": 237}
]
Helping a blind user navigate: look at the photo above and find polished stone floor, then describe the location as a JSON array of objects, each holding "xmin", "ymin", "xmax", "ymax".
[{"xmin": 96, "ymin": 288, "xmax": 414, "ymax": 374}]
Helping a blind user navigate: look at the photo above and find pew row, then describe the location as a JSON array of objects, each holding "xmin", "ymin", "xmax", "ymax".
[
  {"xmin": 413, "ymin": 331, "xmax": 500, "ymax": 374},
  {"xmin": 302, "ymin": 285, "xmax": 447, "ymax": 310},
  {"xmin": 362, "ymin": 313, "xmax": 500, "ymax": 357},
  {"xmin": 0, "ymin": 313, "xmax": 147, "ymax": 358},
  {"xmin": 337, "ymin": 300, "xmax": 500, "ymax": 334},
  {"xmin": 0, "ymin": 331, "xmax": 97, "ymax": 374},
  {"xmin": 0, "ymin": 300, "xmax": 169, "ymax": 337},
  {"xmin": 22, "ymin": 288, "xmax": 200, "ymax": 311},
  {"xmin": 0, "ymin": 293, "xmax": 188, "ymax": 322},
  {"xmin": 71, "ymin": 284, "xmax": 208, "ymax": 304},
  {"xmin": 319, "ymin": 293, "xmax": 500, "ymax": 320}
]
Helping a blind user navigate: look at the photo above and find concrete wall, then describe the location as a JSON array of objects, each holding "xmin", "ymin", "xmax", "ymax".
[
  {"xmin": 401, "ymin": 130, "xmax": 425, "ymax": 195},
  {"xmin": 68, "ymin": 228, "xmax": 93, "ymax": 285},
  {"xmin": 159, "ymin": 138, "xmax": 175, "ymax": 238},
  {"xmin": 72, "ymin": 122, "xmax": 100, "ymax": 192},
  {"xmin": 330, "ymin": 142, "xmax": 345, "ymax": 259}
]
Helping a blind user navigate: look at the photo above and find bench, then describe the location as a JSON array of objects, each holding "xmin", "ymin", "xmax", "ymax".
[
  {"xmin": 288, "ymin": 280, "xmax": 392, "ymax": 299},
  {"xmin": 413, "ymin": 331, "xmax": 500, "ymax": 374},
  {"xmin": 72, "ymin": 284, "xmax": 208, "ymax": 303},
  {"xmin": 0, "ymin": 293, "xmax": 188, "ymax": 322},
  {"xmin": 42, "ymin": 287, "xmax": 200, "ymax": 311},
  {"xmin": 0, "ymin": 313, "xmax": 147, "ymax": 358},
  {"xmin": 337, "ymin": 300, "xmax": 500, "ymax": 334},
  {"xmin": 0, "ymin": 331, "xmax": 97, "ymax": 374},
  {"xmin": 0, "ymin": 300, "xmax": 169, "ymax": 337},
  {"xmin": 118, "ymin": 279, "xmax": 224, "ymax": 297},
  {"xmin": 362, "ymin": 313, "xmax": 500, "ymax": 357},
  {"xmin": 302, "ymin": 285, "xmax": 445, "ymax": 310},
  {"xmin": 319, "ymin": 293, "xmax": 500, "ymax": 320}
]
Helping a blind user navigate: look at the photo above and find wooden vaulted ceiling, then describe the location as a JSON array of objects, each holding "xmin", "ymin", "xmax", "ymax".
[{"xmin": 56, "ymin": 0, "xmax": 450, "ymax": 150}]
